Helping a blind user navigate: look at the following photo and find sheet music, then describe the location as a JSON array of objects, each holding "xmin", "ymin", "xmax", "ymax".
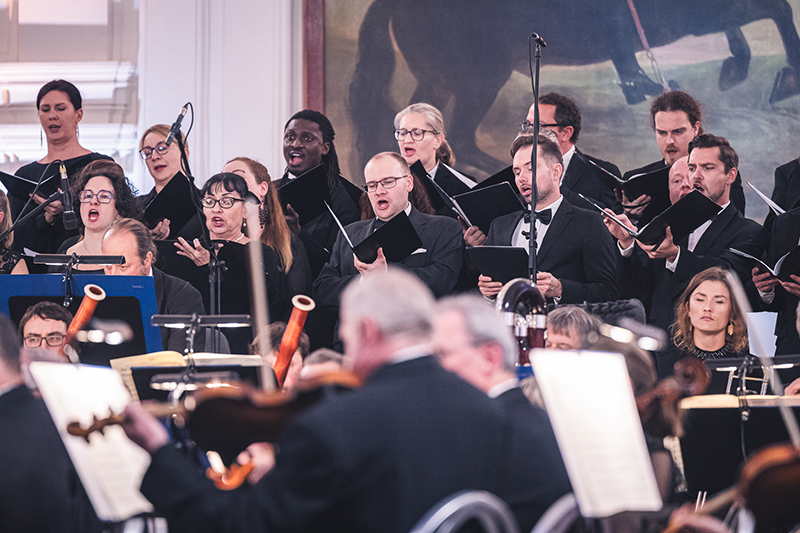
[
  {"xmin": 530, "ymin": 350, "xmax": 662, "ymax": 517},
  {"xmin": 746, "ymin": 181, "xmax": 785, "ymax": 216},
  {"xmin": 325, "ymin": 201, "xmax": 355, "ymax": 248},
  {"xmin": 29, "ymin": 362, "xmax": 153, "ymax": 522},
  {"xmin": 747, "ymin": 312, "xmax": 777, "ymax": 359}
]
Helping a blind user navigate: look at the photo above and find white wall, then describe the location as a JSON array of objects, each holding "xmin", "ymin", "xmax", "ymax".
[{"xmin": 135, "ymin": 0, "xmax": 303, "ymax": 192}]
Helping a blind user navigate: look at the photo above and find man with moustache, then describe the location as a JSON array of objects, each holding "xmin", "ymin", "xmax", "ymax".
[
  {"xmin": 621, "ymin": 91, "xmax": 745, "ymax": 223},
  {"xmin": 469, "ymin": 133, "xmax": 617, "ymax": 305},
  {"xmin": 604, "ymin": 136, "xmax": 766, "ymax": 334},
  {"xmin": 313, "ymin": 152, "xmax": 463, "ymax": 313}
]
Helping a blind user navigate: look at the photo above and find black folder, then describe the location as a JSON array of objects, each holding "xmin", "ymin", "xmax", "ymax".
[
  {"xmin": 352, "ymin": 211, "xmax": 423, "ymax": 263},
  {"xmin": 466, "ymin": 246, "xmax": 529, "ymax": 284},
  {"xmin": 452, "ymin": 182, "xmax": 526, "ymax": 234},
  {"xmin": 141, "ymin": 173, "xmax": 199, "ymax": 236},
  {"xmin": 730, "ymin": 246, "xmax": 800, "ymax": 282},
  {"xmin": 581, "ymin": 190, "xmax": 720, "ymax": 246},
  {"xmin": 1, "ymin": 154, "xmax": 104, "ymax": 200},
  {"xmin": 596, "ymin": 164, "xmax": 670, "ymax": 201},
  {"xmin": 474, "ymin": 165, "xmax": 516, "ymax": 191},
  {"xmin": 276, "ymin": 164, "xmax": 330, "ymax": 226},
  {"xmin": 409, "ymin": 160, "xmax": 450, "ymax": 213}
]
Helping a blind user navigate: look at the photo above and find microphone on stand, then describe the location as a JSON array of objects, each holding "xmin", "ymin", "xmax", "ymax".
[
  {"xmin": 531, "ymin": 32, "xmax": 547, "ymax": 47},
  {"xmin": 165, "ymin": 105, "xmax": 188, "ymax": 147},
  {"xmin": 60, "ymin": 163, "xmax": 78, "ymax": 230}
]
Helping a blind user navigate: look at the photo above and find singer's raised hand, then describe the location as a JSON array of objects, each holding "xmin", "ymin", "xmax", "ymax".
[
  {"xmin": 31, "ymin": 192, "xmax": 64, "ymax": 223},
  {"xmin": 175, "ymin": 237, "xmax": 211, "ymax": 266}
]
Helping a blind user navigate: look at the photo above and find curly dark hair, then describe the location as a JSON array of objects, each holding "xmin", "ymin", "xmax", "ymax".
[{"xmin": 71, "ymin": 160, "xmax": 140, "ymax": 230}]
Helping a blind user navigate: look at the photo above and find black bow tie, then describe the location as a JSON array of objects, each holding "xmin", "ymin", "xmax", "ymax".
[{"xmin": 524, "ymin": 209, "xmax": 552, "ymax": 225}]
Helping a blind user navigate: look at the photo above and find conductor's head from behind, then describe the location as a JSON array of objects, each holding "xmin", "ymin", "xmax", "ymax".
[
  {"xmin": 339, "ymin": 268, "xmax": 435, "ymax": 379},
  {"xmin": 363, "ymin": 152, "xmax": 413, "ymax": 222},
  {"xmin": 0, "ymin": 313, "xmax": 22, "ymax": 386}
]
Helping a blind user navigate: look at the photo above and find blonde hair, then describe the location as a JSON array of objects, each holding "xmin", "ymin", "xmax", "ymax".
[
  {"xmin": 394, "ymin": 103, "xmax": 456, "ymax": 166},
  {"xmin": 0, "ymin": 190, "xmax": 13, "ymax": 248},
  {"xmin": 226, "ymin": 157, "xmax": 293, "ymax": 273},
  {"xmin": 139, "ymin": 124, "xmax": 190, "ymax": 157}
]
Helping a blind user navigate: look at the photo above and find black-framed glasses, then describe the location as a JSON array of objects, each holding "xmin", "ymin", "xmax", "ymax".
[
  {"xmin": 201, "ymin": 197, "xmax": 246, "ymax": 209},
  {"xmin": 394, "ymin": 128, "xmax": 437, "ymax": 141},
  {"xmin": 139, "ymin": 142, "xmax": 170, "ymax": 160},
  {"xmin": 24, "ymin": 333, "xmax": 66, "ymax": 348},
  {"xmin": 363, "ymin": 175, "xmax": 408, "ymax": 193},
  {"xmin": 520, "ymin": 120, "xmax": 562, "ymax": 133},
  {"xmin": 78, "ymin": 189, "xmax": 114, "ymax": 204}
]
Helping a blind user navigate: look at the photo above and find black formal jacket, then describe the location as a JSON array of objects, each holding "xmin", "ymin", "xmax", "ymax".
[
  {"xmin": 485, "ymin": 198, "xmax": 618, "ymax": 304},
  {"xmin": 624, "ymin": 159, "xmax": 746, "ymax": 217},
  {"xmin": 620, "ymin": 204, "xmax": 767, "ymax": 332},
  {"xmin": 562, "ymin": 149, "xmax": 622, "ymax": 212},
  {"xmin": 764, "ymin": 158, "xmax": 800, "ymax": 231},
  {"xmin": 153, "ymin": 267, "xmax": 208, "ymax": 352},
  {"xmin": 141, "ymin": 356, "xmax": 543, "ymax": 533},
  {"xmin": 277, "ymin": 172, "xmax": 363, "ymax": 279},
  {"xmin": 0, "ymin": 385, "xmax": 103, "ymax": 533},
  {"xmin": 494, "ymin": 387, "xmax": 571, "ymax": 530},
  {"xmin": 751, "ymin": 207, "xmax": 800, "ymax": 355},
  {"xmin": 313, "ymin": 207, "xmax": 464, "ymax": 307}
]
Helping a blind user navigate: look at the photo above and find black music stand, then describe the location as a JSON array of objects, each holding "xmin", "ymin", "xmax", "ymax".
[{"xmin": 34, "ymin": 253, "xmax": 125, "ymax": 306}]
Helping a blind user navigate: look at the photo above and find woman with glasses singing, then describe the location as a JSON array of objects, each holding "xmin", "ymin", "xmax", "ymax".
[
  {"xmin": 137, "ymin": 124, "xmax": 203, "ymax": 241},
  {"xmin": 175, "ymin": 173, "xmax": 288, "ymax": 353},
  {"xmin": 394, "ymin": 103, "xmax": 475, "ymax": 198},
  {"xmin": 54, "ymin": 160, "xmax": 140, "ymax": 272},
  {"xmin": 11, "ymin": 80, "xmax": 114, "ymax": 259}
]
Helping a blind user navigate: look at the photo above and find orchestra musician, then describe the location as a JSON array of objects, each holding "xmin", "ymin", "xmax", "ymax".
[
  {"xmin": 0, "ymin": 190, "xmax": 27, "ymax": 274},
  {"xmin": 10, "ymin": 80, "xmax": 113, "ymax": 256},
  {"xmin": 121, "ymin": 268, "xmax": 559, "ymax": 532},
  {"xmin": 18, "ymin": 302, "xmax": 72, "ymax": 361},
  {"xmin": 544, "ymin": 306, "xmax": 601, "ymax": 350}
]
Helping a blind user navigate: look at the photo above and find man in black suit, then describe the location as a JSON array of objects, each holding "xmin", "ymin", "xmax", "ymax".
[
  {"xmin": 469, "ymin": 133, "xmax": 618, "ymax": 304},
  {"xmin": 525, "ymin": 92, "xmax": 621, "ymax": 211},
  {"xmin": 313, "ymin": 152, "xmax": 463, "ymax": 311},
  {"xmin": 0, "ymin": 314, "xmax": 102, "ymax": 533},
  {"xmin": 764, "ymin": 158, "xmax": 800, "ymax": 230},
  {"xmin": 622, "ymin": 91, "xmax": 745, "ymax": 222},
  {"xmin": 122, "ymin": 268, "xmax": 547, "ymax": 533},
  {"xmin": 605, "ymin": 136, "xmax": 767, "ymax": 334},
  {"xmin": 751, "ymin": 206, "xmax": 800, "ymax": 355},
  {"xmin": 433, "ymin": 294, "xmax": 571, "ymax": 528}
]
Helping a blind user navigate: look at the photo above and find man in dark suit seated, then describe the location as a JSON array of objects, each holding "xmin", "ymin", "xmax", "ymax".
[
  {"xmin": 313, "ymin": 151, "xmax": 463, "ymax": 311},
  {"xmin": 0, "ymin": 314, "xmax": 102, "ymax": 533},
  {"xmin": 122, "ymin": 268, "xmax": 551, "ymax": 533},
  {"xmin": 524, "ymin": 92, "xmax": 621, "ymax": 211},
  {"xmin": 433, "ymin": 294, "xmax": 572, "ymax": 529},
  {"xmin": 622, "ymin": 91, "xmax": 745, "ymax": 222},
  {"xmin": 604, "ymin": 136, "xmax": 767, "ymax": 334},
  {"xmin": 466, "ymin": 132, "xmax": 618, "ymax": 305}
]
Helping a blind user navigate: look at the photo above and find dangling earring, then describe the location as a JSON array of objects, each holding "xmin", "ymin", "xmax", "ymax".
[
  {"xmin": 40, "ymin": 128, "xmax": 43, "ymax": 148},
  {"xmin": 727, "ymin": 323, "xmax": 734, "ymax": 336},
  {"xmin": 76, "ymin": 124, "xmax": 80, "ymax": 139}
]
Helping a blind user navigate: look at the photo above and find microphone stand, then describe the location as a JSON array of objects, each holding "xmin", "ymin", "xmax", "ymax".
[
  {"xmin": 527, "ymin": 33, "xmax": 545, "ymax": 284},
  {"xmin": 0, "ymin": 190, "xmax": 63, "ymax": 245}
]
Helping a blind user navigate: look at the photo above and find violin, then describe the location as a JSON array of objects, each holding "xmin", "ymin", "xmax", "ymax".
[{"xmin": 636, "ymin": 357, "xmax": 710, "ymax": 434}]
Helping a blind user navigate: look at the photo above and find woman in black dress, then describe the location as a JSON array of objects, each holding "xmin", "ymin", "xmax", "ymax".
[
  {"xmin": 0, "ymin": 190, "xmax": 27, "ymax": 274},
  {"xmin": 11, "ymin": 80, "xmax": 113, "ymax": 257},
  {"xmin": 658, "ymin": 266, "xmax": 749, "ymax": 379}
]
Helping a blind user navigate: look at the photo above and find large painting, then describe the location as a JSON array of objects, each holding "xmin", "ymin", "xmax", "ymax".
[{"xmin": 324, "ymin": 0, "xmax": 800, "ymax": 222}]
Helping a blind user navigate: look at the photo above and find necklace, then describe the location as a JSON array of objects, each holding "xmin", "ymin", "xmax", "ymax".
[{"xmin": 233, "ymin": 233, "xmax": 245, "ymax": 243}]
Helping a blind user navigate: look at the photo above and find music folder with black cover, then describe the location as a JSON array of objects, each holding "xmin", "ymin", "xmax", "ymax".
[
  {"xmin": 409, "ymin": 160, "xmax": 451, "ymax": 214},
  {"xmin": 473, "ymin": 165, "xmax": 516, "ymax": 191},
  {"xmin": 730, "ymin": 246, "xmax": 800, "ymax": 282},
  {"xmin": 452, "ymin": 182, "xmax": 525, "ymax": 234},
  {"xmin": 466, "ymin": 245, "xmax": 529, "ymax": 284},
  {"xmin": 276, "ymin": 163, "xmax": 330, "ymax": 226},
  {"xmin": 1, "ymin": 154, "xmax": 102, "ymax": 200},
  {"xmin": 594, "ymin": 163, "xmax": 670, "ymax": 201},
  {"xmin": 326, "ymin": 203, "xmax": 422, "ymax": 263},
  {"xmin": 580, "ymin": 189, "xmax": 720, "ymax": 246},
  {"xmin": 142, "ymin": 172, "xmax": 198, "ymax": 233}
]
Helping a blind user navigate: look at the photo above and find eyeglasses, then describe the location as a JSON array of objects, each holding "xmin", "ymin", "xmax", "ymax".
[
  {"xmin": 394, "ymin": 129, "xmax": 437, "ymax": 141},
  {"xmin": 520, "ymin": 120, "xmax": 562, "ymax": 133},
  {"xmin": 363, "ymin": 175, "xmax": 408, "ymax": 193},
  {"xmin": 201, "ymin": 197, "xmax": 246, "ymax": 209},
  {"xmin": 24, "ymin": 333, "xmax": 66, "ymax": 348},
  {"xmin": 139, "ymin": 142, "xmax": 170, "ymax": 160},
  {"xmin": 78, "ymin": 189, "xmax": 114, "ymax": 204}
]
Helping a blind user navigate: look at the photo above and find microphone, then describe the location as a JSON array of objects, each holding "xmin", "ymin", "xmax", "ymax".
[
  {"xmin": 164, "ymin": 104, "xmax": 188, "ymax": 147},
  {"xmin": 60, "ymin": 163, "xmax": 78, "ymax": 230},
  {"xmin": 531, "ymin": 32, "xmax": 547, "ymax": 47}
]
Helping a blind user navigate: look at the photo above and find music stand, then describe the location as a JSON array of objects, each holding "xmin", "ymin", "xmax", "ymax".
[{"xmin": 0, "ymin": 274, "xmax": 163, "ymax": 364}]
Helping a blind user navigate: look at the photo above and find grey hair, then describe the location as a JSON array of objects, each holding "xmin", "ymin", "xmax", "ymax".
[
  {"xmin": 547, "ymin": 306, "xmax": 602, "ymax": 349},
  {"xmin": 341, "ymin": 267, "xmax": 435, "ymax": 340},
  {"xmin": 437, "ymin": 294, "xmax": 517, "ymax": 373}
]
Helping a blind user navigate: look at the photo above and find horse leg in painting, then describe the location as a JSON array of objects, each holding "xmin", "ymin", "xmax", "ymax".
[
  {"xmin": 720, "ymin": 27, "xmax": 751, "ymax": 91},
  {"xmin": 767, "ymin": 0, "xmax": 800, "ymax": 103}
]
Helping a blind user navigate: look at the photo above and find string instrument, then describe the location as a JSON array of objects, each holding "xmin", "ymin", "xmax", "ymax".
[
  {"xmin": 636, "ymin": 357, "xmax": 710, "ymax": 429},
  {"xmin": 273, "ymin": 295, "xmax": 316, "ymax": 387},
  {"xmin": 63, "ymin": 284, "xmax": 106, "ymax": 363}
]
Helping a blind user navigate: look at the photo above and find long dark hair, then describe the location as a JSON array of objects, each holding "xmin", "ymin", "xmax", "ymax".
[{"xmin": 285, "ymin": 110, "xmax": 342, "ymax": 191}]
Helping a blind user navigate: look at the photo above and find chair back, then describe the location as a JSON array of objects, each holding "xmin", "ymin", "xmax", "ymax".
[{"xmin": 409, "ymin": 490, "xmax": 520, "ymax": 533}]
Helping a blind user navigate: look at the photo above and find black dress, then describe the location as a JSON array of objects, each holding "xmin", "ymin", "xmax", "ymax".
[
  {"xmin": 0, "ymin": 248, "xmax": 23, "ymax": 274},
  {"xmin": 10, "ymin": 153, "xmax": 113, "ymax": 263}
]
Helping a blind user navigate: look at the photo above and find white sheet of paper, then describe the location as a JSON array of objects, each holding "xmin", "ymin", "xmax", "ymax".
[
  {"xmin": 29, "ymin": 362, "xmax": 154, "ymax": 522},
  {"xmin": 747, "ymin": 312, "xmax": 778, "ymax": 359},
  {"xmin": 530, "ymin": 349, "xmax": 662, "ymax": 518}
]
